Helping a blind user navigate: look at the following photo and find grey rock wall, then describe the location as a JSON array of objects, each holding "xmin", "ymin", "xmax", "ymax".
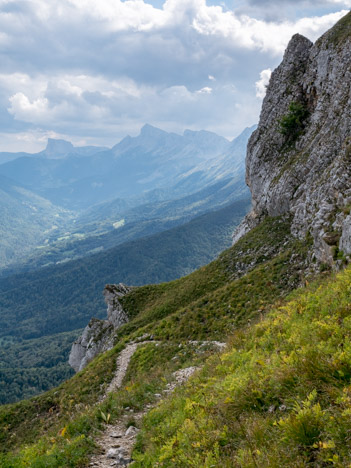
[{"xmin": 233, "ymin": 12, "xmax": 351, "ymax": 265}]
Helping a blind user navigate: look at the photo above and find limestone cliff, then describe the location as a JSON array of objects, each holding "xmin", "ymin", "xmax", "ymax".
[
  {"xmin": 69, "ymin": 283, "xmax": 132, "ymax": 372},
  {"xmin": 233, "ymin": 12, "xmax": 351, "ymax": 265}
]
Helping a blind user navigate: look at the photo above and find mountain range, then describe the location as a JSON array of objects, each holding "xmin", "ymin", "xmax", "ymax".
[
  {"xmin": 0, "ymin": 125, "xmax": 253, "ymax": 272},
  {"xmin": 0, "ymin": 125, "xmax": 252, "ymax": 210}
]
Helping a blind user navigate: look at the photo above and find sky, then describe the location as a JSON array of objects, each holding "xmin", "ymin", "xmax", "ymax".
[{"xmin": 0, "ymin": 0, "xmax": 349, "ymax": 151}]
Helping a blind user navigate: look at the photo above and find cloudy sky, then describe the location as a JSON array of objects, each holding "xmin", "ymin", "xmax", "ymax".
[{"xmin": 0, "ymin": 0, "xmax": 349, "ymax": 151}]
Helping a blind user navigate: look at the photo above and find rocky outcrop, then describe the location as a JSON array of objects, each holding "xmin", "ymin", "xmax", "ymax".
[
  {"xmin": 103, "ymin": 284, "xmax": 130, "ymax": 329},
  {"xmin": 69, "ymin": 283, "xmax": 132, "ymax": 372},
  {"xmin": 68, "ymin": 318, "xmax": 114, "ymax": 373},
  {"xmin": 233, "ymin": 12, "xmax": 351, "ymax": 265}
]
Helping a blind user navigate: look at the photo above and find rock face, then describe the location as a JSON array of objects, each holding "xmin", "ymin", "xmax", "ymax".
[
  {"xmin": 103, "ymin": 284, "xmax": 130, "ymax": 329},
  {"xmin": 68, "ymin": 318, "xmax": 114, "ymax": 373},
  {"xmin": 69, "ymin": 283, "xmax": 132, "ymax": 372},
  {"xmin": 233, "ymin": 12, "xmax": 351, "ymax": 265}
]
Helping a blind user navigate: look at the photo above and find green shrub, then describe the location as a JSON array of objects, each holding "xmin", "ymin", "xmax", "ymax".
[
  {"xmin": 278, "ymin": 390, "xmax": 326, "ymax": 448},
  {"xmin": 279, "ymin": 101, "xmax": 309, "ymax": 145}
]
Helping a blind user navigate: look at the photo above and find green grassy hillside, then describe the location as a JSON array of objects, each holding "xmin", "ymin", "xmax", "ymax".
[
  {"xmin": 0, "ymin": 215, "xmax": 321, "ymax": 466},
  {"xmin": 135, "ymin": 267, "xmax": 351, "ymax": 467}
]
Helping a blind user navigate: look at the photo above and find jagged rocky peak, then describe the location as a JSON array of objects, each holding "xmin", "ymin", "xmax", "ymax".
[
  {"xmin": 140, "ymin": 123, "xmax": 167, "ymax": 138},
  {"xmin": 234, "ymin": 12, "xmax": 351, "ymax": 265},
  {"xmin": 69, "ymin": 283, "xmax": 132, "ymax": 372}
]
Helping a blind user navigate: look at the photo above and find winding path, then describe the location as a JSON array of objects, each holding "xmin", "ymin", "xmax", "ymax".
[{"xmin": 88, "ymin": 340, "xmax": 225, "ymax": 467}]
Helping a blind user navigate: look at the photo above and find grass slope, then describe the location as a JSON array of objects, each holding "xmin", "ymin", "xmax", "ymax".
[
  {"xmin": 0, "ymin": 199, "xmax": 249, "ymax": 404},
  {"xmin": 0, "ymin": 215, "xmax": 318, "ymax": 466},
  {"xmin": 135, "ymin": 267, "xmax": 351, "ymax": 467}
]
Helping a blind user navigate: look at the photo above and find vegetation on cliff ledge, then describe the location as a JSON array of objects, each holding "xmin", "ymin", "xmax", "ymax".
[{"xmin": 279, "ymin": 101, "xmax": 309, "ymax": 146}]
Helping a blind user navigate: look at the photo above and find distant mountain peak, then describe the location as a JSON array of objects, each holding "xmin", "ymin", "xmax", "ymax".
[
  {"xmin": 183, "ymin": 129, "xmax": 222, "ymax": 139},
  {"xmin": 41, "ymin": 139, "xmax": 108, "ymax": 159},
  {"xmin": 183, "ymin": 129, "xmax": 230, "ymax": 146},
  {"xmin": 44, "ymin": 138, "xmax": 74, "ymax": 157},
  {"xmin": 140, "ymin": 124, "xmax": 167, "ymax": 138},
  {"xmin": 230, "ymin": 125, "xmax": 257, "ymax": 145}
]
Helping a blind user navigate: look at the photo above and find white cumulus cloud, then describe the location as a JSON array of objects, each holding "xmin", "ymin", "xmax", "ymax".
[
  {"xmin": 193, "ymin": 8, "xmax": 347, "ymax": 55},
  {"xmin": 9, "ymin": 93, "xmax": 49, "ymax": 120},
  {"xmin": 255, "ymin": 68, "xmax": 272, "ymax": 99},
  {"xmin": 197, "ymin": 86, "xmax": 213, "ymax": 94}
]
